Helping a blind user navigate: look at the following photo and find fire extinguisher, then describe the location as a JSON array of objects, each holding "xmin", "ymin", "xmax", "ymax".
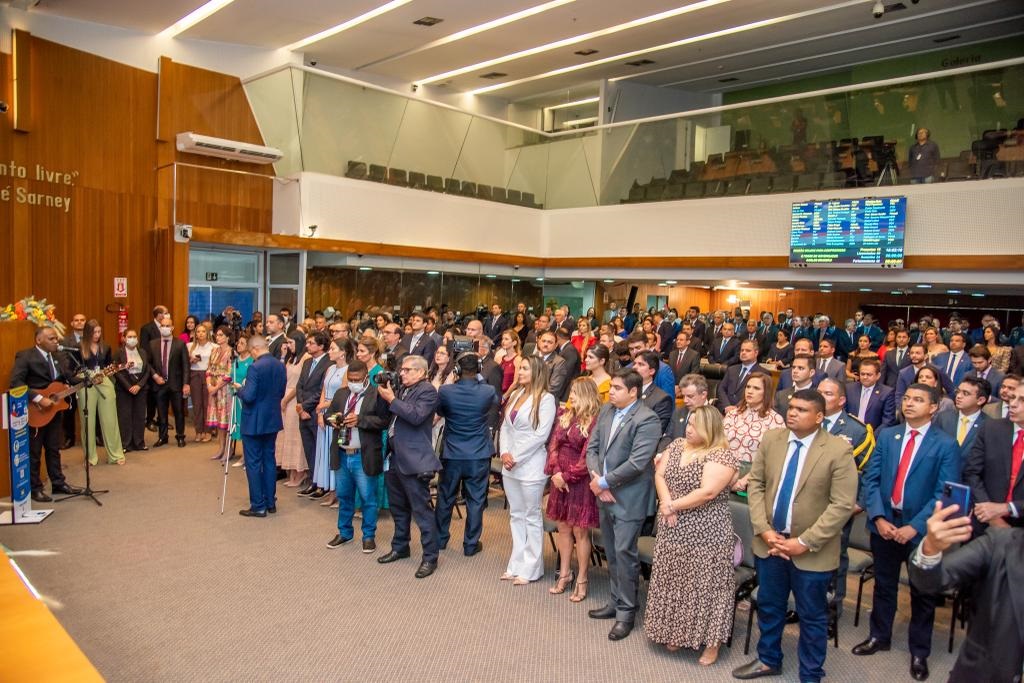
[{"xmin": 106, "ymin": 303, "xmax": 130, "ymax": 344}]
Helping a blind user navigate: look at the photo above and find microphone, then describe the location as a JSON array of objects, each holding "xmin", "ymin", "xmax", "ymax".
[{"xmin": 57, "ymin": 344, "xmax": 81, "ymax": 353}]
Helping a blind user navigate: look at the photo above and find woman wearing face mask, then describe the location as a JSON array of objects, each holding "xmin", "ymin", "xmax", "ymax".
[{"xmin": 114, "ymin": 329, "xmax": 151, "ymax": 453}]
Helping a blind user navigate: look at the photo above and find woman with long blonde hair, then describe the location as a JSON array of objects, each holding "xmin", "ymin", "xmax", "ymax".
[
  {"xmin": 498, "ymin": 356, "xmax": 556, "ymax": 584},
  {"xmin": 544, "ymin": 377, "xmax": 602, "ymax": 602}
]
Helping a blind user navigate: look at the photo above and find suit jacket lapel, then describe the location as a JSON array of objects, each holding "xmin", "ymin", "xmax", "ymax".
[
  {"xmin": 906, "ymin": 429, "xmax": 937, "ymax": 480},
  {"xmin": 793, "ymin": 432, "xmax": 827, "ymax": 498},
  {"xmin": 606, "ymin": 407, "xmax": 635, "ymax": 450}
]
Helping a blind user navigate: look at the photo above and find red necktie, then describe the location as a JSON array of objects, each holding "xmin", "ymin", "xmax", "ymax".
[
  {"xmin": 891, "ymin": 429, "xmax": 919, "ymax": 507},
  {"xmin": 1007, "ymin": 430, "xmax": 1024, "ymax": 503}
]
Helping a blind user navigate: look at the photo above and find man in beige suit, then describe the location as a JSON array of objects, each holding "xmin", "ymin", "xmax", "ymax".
[{"xmin": 733, "ymin": 389, "xmax": 858, "ymax": 683}]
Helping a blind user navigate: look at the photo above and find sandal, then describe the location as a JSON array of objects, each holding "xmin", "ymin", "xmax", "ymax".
[
  {"xmin": 569, "ymin": 579, "xmax": 588, "ymax": 603},
  {"xmin": 549, "ymin": 571, "xmax": 575, "ymax": 595},
  {"xmin": 499, "ymin": 572, "xmax": 515, "ymax": 581},
  {"xmin": 698, "ymin": 646, "xmax": 719, "ymax": 666},
  {"xmin": 512, "ymin": 576, "xmax": 532, "ymax": 586}
]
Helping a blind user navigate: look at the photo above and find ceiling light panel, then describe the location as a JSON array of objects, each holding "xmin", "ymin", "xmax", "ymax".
[
  {"xmin": 287, "ymin": 0, "xmax": 414, "ymax": 51},
  {"xmin": 159, "ymin": 0, "xmax": 238, "ymax": 38}
]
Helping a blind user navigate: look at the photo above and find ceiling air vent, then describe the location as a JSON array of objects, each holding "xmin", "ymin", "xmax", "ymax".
[
  {"xmin": 413, "ymin": 16, "xmax": 444, "ymax": 26},
  {"xmin": 624, "ymin": 58, "xmax": 655, "ymax": 67},
  {"xmin": 575, "ymin": 48, "xmax": 599, "ymax": 56},
  {"xmin": 479, "ymin": 72, "xmax": 508, "ymax": 79},
  {"xmin": 933, "ymin": 34, "xmax": 960, "ymax": 44}
]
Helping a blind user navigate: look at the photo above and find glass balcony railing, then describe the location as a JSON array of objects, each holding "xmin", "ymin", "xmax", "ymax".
[{"xmin": 244, "ymin": 60, "xmax": 1024, "ymax": 210}]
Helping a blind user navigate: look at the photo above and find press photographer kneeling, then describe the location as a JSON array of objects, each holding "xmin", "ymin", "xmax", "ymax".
[{"xmin": 373, "ymin": 354, "xmax": 442, "ymax": 578}]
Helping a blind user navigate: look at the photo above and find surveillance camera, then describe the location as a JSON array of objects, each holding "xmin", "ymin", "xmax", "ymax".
[
  {"xmin": 307, "ymin": 224, "xmax": 318, "ymax": 237},
  {"xmin": 411, "ymin": 84, "xmax": 419, "ymax": 93},
  {"xmin": 174, "ymin": 223, "xmax": 193, "ymax": 243},
  {"xmin": 309, "ymin": 60, "xmax": 317, "ymax": 67},
  {"xmin": 0, "ymin": 102, "xmax": 7, "ymax": 113},
  {"xmin": 872, "ymin": 1, "xmax": 884, "ymax": 18},
  {"xmin": 513, "ymin": 265, "xmax": 520, "ymax": 271}
]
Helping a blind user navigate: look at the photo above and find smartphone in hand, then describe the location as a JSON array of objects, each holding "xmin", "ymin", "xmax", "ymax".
[{"xmin": 939, "ymin": 481, "xmax": 971, "ymax": 518}]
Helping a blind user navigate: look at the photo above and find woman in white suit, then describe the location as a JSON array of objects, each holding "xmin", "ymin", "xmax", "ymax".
[{"xmin": 499, "ymin": 356, "xmax": 557, "ymax": 585}]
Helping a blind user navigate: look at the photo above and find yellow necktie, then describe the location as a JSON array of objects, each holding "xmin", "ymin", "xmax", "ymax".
[{"xmin": 956, "ymin": 416, "xmax": 970, "ymax": 445}]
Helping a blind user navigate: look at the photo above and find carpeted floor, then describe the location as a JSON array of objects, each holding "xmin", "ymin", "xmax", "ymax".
[{"xmin": 2, "ymin": 442, "xmax": 960, "ymax": 682}]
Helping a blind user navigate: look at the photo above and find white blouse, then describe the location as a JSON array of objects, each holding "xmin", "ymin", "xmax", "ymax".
[{"xmin": 189, "ymin": 341, "xmax": 215, "ymax": 372}]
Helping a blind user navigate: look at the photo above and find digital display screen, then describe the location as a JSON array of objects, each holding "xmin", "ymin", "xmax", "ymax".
[{"xmin": 789, "ymin": 197, "xmax": 906, "ymax": 268}]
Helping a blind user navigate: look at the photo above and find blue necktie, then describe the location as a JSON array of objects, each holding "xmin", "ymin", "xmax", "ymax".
[
  {"xmin": 720, "ymin": 339, "xmax": 727, "ymax": 354},
  {"xmin": 772, "ymin": 441, "xmax": 803, "ymax": 532}
]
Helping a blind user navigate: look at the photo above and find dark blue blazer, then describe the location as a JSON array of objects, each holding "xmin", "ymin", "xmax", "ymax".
[
  {"xmin": 776, "ymin": 367, "xmax": 826, "ymax": 391},
  {"xmin": 388, "ymin": 380, "xmax": 441, "ymax": 475},
  {"xmin": 237, "ymin": 354, "xmax": 287, "ymax": 436},
  {"xmin": 708, "ymin": 336, "xmax": 740, "ymax": 366},
  {"xmin": 932, "ymin": 351, "xmax": 971, "ymax": 395},
  {"xmin": 933, "ymin": 409, "xmax": 987, "ymax": 471},
  {"xmin": 845, "ymin": 382, "xmax": 896, "ymax": 430},
  {"xmin": 863, "ymin": 424, "xmax": 960, "ymax": 540},
  {"xmin": 856, "ymin": 324, "xmax": 885, "ymax": 351},
  {"xmin": 882, "ymin": 348, "xmax": 912, "ymax": 387},
  {"xmin": 966, "ymin": 368, "xmax": 1004, "ymax": 399},
  {"xmin": 807, "ymin": 325, "xmax": 837, "ymax": 351},
  {"xmin": 437, "ymin": 378, "xmax": 500, "ymax": 460},
  {"xmin": 835, "ymin": 329, "xmax": 859, "ymax": 361},
  {"xmin": 894, "ymin": 363, "xmax": 922, "ymax": 407}
]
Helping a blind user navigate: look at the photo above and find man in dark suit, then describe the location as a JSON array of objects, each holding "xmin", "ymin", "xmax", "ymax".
[
  {"xmin": 881, "ymin": 329, "xmax": 912, "ymax": 388},
  {"xmin": 555, "ymin": 326, "xmax": 580, "ymax": 385},
  {"xmin": 536, "ymin": 330, "xmax": 571, "ymax": 402},
  {"xmin": 933, "ymin": 377, "xmax": 990, "ymax": 469},
  {"xmin": 140, "ymin": 305, "xmax": 167, "ymax": 431},
  {"xmin": 633, "ymin": 351, "xmax": 672, "ymax": 435},
  {"xmin": 435, "ymin": 353, "xmax": 501, "ymax": 556},
  {"xmin": 965, "ymin": 344, "xmax": 1004, "ymax": 399},
  {"xmin": 859, "ymin": 314, "xmax": 885, "ymax": 352},
  {"xmin": 523, "ymin": 313, "xmax": 550, "ymax": 349},
  {"xmin": 982, "ymin": 373, "xmax": 1018, "ymax": 420},
  {"xmin": 704, "ymin": 311, "xmax": 726, "ymax": 349},
  {"xmin": 908, "ymin": 502, "xmax": 1024, "ymax": 683},
  {"xmin": 684, "ymin": 306, "xmax": 706, "ymax": 346},
  {"xmin": 740, "ymin": 318, "xmax": 768, "ymax": 360},
  {"xmin": 585, "ymin": 369, "xmax": 662, "ymax": 640},
  {"xmin": 295, "ymin": 332, "xmax": 330, "ymax": 496},
  {"xmin": 932, "ymin": 332, "xmax": 971, "ymax": 396},
  {"xmin": 716, "ymin": 340, "xmax": 768, "ymax": 411},
  {"xmin": 777, "ymin": 339, "xmax": 826, "ymax": 390},
  {"xmin": 856, "ymin": 383, "xmax": 960, "ymax": 681},
  {"xmin": 807, "ymin": 315, "xmax": 836, "ymax": 352},
  {"xmin": 474, "ymin": 336, "xmax": 504, "ymax": 414},
  {"xmin": 8, "ymin": 327, "xmax": 83, "ymax": 502},
  {"xmin": 279, "ymin": 306, "xmax": 297, "ymax": 335},
  {"xmin": 484, "ymin": 303, "xmax": 508, "ymax": 344},
  {"xmin": 265, "ymin": 314, "xmax": 287, "ymax": 360},
  {"xmin": 148, "ymin": 315, "xmax": 191, "ymax": 448},
  {"xmin": 376, "ymin": 354, "xmax": 442, "ymax": 579},
  {"xmin": 846, "ymin": 359, "xmax": 896, "ymax": 430},
  {"xmin": 325, "ymin": 360, "xmax": 389, "ymax": 551},
  {"xmin": 402, "ymin": 311, "xmax": 437, "ymax": 360},
  {"xmin": 654, "ymin": 311, "xmax": 675, "ymax": 356},
  {"xmin": 774, "ymin": 355, "xmax": 816, "ymax": 415},
  {"xmin": 680, "ymin": 322, "xmax": 705, "ymax": 358},
  {"xmin": 381, "ymin": 323, "xmax": 410, "ymax": 363},
  {"xmin": 708, "ymin": 321, "xmax": 740, "ymax": 366},
  {"xmin": 733, "ymin": 390, "xmax": 857, "ymax": 682},
  {"xmin": 894, "ymin": 344, "xmax": 930, "ymax": 410},
  {"xmin": 962, "ymin": 379, "xmax": 1024, "ymax": 530},
  {"xmin": 234, "ymin": 335, "xmax": 287, "ymax": 517},
  {"xmin": 835, "ymin": 318, "xmax": 859, "ymax": 363},
  {"xmin": 814, "ymin": 338, "xmax": 846, "ymax": 384},
  {"xmin": 666, "ymin": 373, "xmax": 711, "ymax": 443},
  {"xmin": 58, "ymin": 312, "xmax": 87, "ymax": 448},
  {"xmin": 666, "ymin": 331, "xmax": 700, "ymax": 384}
]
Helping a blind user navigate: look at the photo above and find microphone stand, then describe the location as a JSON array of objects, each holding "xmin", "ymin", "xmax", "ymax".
[{"xmin": 56, "ymin": 353, "xmax": 108, "ymax": 506}]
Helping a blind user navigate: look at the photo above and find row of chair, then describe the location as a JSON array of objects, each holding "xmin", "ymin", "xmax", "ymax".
[
  {"xmin": 345, "ymin": 160, "xmax": 543, "ymax": 209},
  {"xmin": 623, "ymin": 171, "xmax": 854, "ymax": 202}
]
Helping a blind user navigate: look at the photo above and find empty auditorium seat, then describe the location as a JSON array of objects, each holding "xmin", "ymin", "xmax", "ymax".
[
  {"xmin": 386, "ymin": 168, "xmax": 408, "ymax": 187},
  {"xmin": 408, "ymin": 171, "xmax": 427, "ymax": 190},
  {"xmin": 368, "ymin": 164, "xmax": 386, "ymax": 182},
  {"xmin": 507, "ymin": 189, "xmax": 522, "ymax": 204},
  {"xmin": 662, "ymin": 183, "xmax": 683, "ymax": 200},
  {"xmin": 460, "ymin": 181, "xmax": 477, "ymax": 197},
  {"xmin": 725, "ymin": 179, "xmax": 748, "ymax": 196},
  {"xmin": 705, "ymin": 180, "xmax": 726, "ymax": 197},
  {"xmin": 491, "ymin": 187, "xmax": 507, "ymax": 202},
  {"xmin": 444, "ymin": 177, "xmax": 460, "ymax": 193},
  {"xmin": 645, "ymin": 185, "xmax": 665, "ymax": 201},
  {"xmin": 476, "ymin": 184, "xmax": 492, "ymax": 200},
  {"xmin": 771, "ymin": 175, "xmax": 795, "ymax": 193},
  {"xmin": 820, "ymin": 171, "xmax": 847, "ymax": 189},
  {"xmin": 795, "ymin": 173, "xmax": 820, "ymax": 191},
  {"xmin": 668, "ymin": 169, "xmax": 688, "ymax": 184},
  {"xmin": 627, "ymin": 185, "xmax": 645, "ymax": 202},
  {"xmin": 345, "ymin": 160, "xmax": 368, "ymax": 179},
  {"xmin": 683, "ymin": 182, "xmax": 704, "ymax": 199},
  {"xmin": 426, "ymin": 175, "xmax": 444, "ymax": 192},
  {"xmin": 521, "ymin": 192, "xmax": 537, "ymax": 208},
  {"xmin": 747, "ymin": 176, "xmax": 771, "ymax": 195},
  {"xmin": 943, "ymin": 160, "xmax": 975, "ymax": 181}
]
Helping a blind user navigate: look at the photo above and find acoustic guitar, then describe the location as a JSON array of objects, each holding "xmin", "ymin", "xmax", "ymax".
[{"xmin": 27, "ymin": 363, "xmax": 125, "ymax": 428}]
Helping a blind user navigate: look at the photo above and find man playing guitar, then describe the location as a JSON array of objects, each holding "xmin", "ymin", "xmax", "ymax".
[{"xmin": 8, "ymin": 327, "xmax": 83, "ymax": 502}]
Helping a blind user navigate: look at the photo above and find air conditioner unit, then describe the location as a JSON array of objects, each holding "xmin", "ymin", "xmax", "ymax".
[{"xmin": 175, "ymin": 132, "xmax": 282, "ymax": 164}]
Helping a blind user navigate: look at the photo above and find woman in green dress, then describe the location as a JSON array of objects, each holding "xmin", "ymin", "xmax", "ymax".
[{"xmin": 228, "ymin": 334, "xmax": 253, "ymax": 461}]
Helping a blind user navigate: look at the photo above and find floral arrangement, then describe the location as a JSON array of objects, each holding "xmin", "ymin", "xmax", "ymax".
[{"xmin": 0, "ymin": 296, "xmax": 66, "ymax": 336}]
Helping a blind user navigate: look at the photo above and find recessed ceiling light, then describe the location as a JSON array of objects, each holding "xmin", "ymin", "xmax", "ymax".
[
  {"xmin": 916, "ymin": 284, "xmax": 932, "ymax": 288},
  {"xmin": 737, "ymin": 281, "xmax": 749, "ymax": 285},
  {"xmin": 359, "ymin": 266, "xmax": 373, "ymax": 271},
  {"xmin": 658, "ymin": 282, "xmax": 668, "ymax": 287},
  {"xmin": 820, "ymin": 283, "xmax": 832, "ymax": 287},
  {"xmin": 574, "ymin": 48, "xmax": 599, "ymax": 56},
  {"xmin": 665, "ymin": 280, "xmax": 678, "ymax": 284},
  {"xmin": 820, "ymin": 290, "xmax": 831, "ymax": 293},
  {"xmin": 946, "ymin": 289, "xmax": 961, "ymax": 294},
  {"xmin": 511, "ymin": 278, "xmax": 520, "ymax": 283},
  {"xmin": 859, "ymin": 287, "xmax": 872, "ymax": 292},
  {"xmin": 413, "ymin": 16, "xmax": 444, "ymax": 26},
  {"xmin": 971, "ymin": 292, "xmax": 986, "ymax": 297},
  {"xmin": 546, "ymin": 96, "xmax": 600, "ymax": 111},
  {"xmin": 535, "ymin": 277, "xmax": 544, "ymax": 282},
  {"xmin": 158, "ymin": 0, "xmax": 237, "ymax": 38},
  {"xmin": 426, "ymin": 270, "xmax": 440, "ymax": 275},
  {"xmin": 485, "ymin": 274, "xmax": 497, "ymax": 278},
  {"xmin": 782, "ymin": 286, "xmax": 794, "ymax": 291},
  {"xmin": 287, "ymin": 0, "xmax": 413, "ymax": 51},
  {"xmin": 419, "ymin": 0, "xmax": 730, "ymax": 86},
  {"xmin": 603, "ymin": 279, "xmax": 615, "ymax": 283},
  {"xmin": 890, "ymin": 290, "xmax": 903, "ymax": 295}
]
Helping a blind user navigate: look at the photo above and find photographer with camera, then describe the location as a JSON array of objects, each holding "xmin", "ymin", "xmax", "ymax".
[
  {"xmin": 435, "ymin": 351, "xmax": 501, "ymax": 557},
  {"xmin": 375, "ymin": 354, "xmax": 442, "ymax": 578},
  {"xmin": 324, "ymin": 360, "xmax": 390, "ymax": 553}
]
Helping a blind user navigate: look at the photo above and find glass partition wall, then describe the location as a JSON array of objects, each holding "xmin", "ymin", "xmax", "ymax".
[{"xmin": 244, "ymin": 61, "xmax": 1023, "ymax": 209}]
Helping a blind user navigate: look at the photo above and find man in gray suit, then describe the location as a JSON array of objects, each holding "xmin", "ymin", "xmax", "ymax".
[
  {"xmin": 814, "ymin": 339, "xmax": 847, "ymax": 384},
  {"xmin": 537, "ymin": 330, "xmax": 571, "ymax": 402},
  {"xmin": 585, "ymin": 369, "xmax": 662, "ymax": 641}
]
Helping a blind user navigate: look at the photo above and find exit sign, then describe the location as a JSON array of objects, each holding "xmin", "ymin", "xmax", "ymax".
[{"xmin": 205, "ymin": 272, "xmax": 219, "ymax": 282}]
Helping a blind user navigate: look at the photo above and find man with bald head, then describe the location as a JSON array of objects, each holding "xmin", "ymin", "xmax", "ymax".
[{"xmin": 9, "ymin": 327, "xmax": 83, "ymax": 502}]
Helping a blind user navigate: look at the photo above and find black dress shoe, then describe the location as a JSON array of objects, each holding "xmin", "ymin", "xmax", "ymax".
[
  {"xmin": 910, "ymin": 656, "xmax": 929, "ymax": 681},
  {"xmin": 153, "ymin": 437, "xmax": 168, "ymax": 448},
  {"xmin": 31, "ymin": 490, "xmax": 53, "ymax": 503},
  {"xmin": 176, "ymin": 436, "xmax": 186, "ymax": 448},
  {"xmin": 267, "ymin": 507, "xmax": 277, "ymax": 514},
  {"xmin": 588, "ymin": 605, "xmax": 616, "ymax": 620},
  {"xmin": 415, "ymin": 561, "xmax": 437, "ymax": 579},
  {"xmin": 377, "ymin": 550, "xmax": 411, "ymax": 564},
  {"xmin": 297, "ymin": 485, "xmax": 316, "ymax": 497},
  {"xmin": 785, "ymin": 609, "xmax": 800, "ymax": 624},
  {"xmin": 852, "ymin": 637, "xmax": 891, "ymax": 655},
  {"xmin": 135, "ymin": 445, "xmax": 149, "ymax": 452},
  {"xmin": 362, "ymin": 538, "xmax": 376, "ymax": 553},
  {"xmin": 464, "ymin": 542, "xmax": 483, "ymax": 556},
  {"xmin": 731, "ymin": 659, "xmax": 782, "ymax": 679},
  {"xmin": 608, "ymin": 621, "xmax": 633, "ymax": 641},
  {"xmin": 146, "ymin": 423, "xmax": 158, "ymax": 433},
  {"xmin": 52, "ymin": 483, "xmax": 82, "ymax": 495},
  {"xmin": 310, "ymin": 488, "xmax": 327, "ymax": 499},
  {"xmin": 238, "ymin": 509, "xmax": 267, "ymax": 518},
  {"xmin": 327, "ymin": 534, "xmax": 352, "ymax": 549}
]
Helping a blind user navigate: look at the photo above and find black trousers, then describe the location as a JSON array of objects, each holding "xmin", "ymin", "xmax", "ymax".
[
  {"xmin": 869, "ymin": 529, "xmax": 938, "ymax": 658},
  {"xmin": 153, "ymin": 385, "xmax": 185, "ymax": 440},
  {"xmin": 386, "ymin": 469, "xmax": 439, "ymax": 563},
  {"xmin": 435, "ymin": 457, "xmax": 490, "ymax": 552},
  {"xmin": 299, "ymin": 417, "xmax": 318, "ymax": 474},
  {"xmin": 116, "ymin": 384, "xmax": 148, "ymax": 449},
  {"xmin": 61, "ymin": 392, "xmax": 77, "ymax": 444},
  {"xmin": 29, "ymin": 418, "xmax": 66, "ymax": 492}
]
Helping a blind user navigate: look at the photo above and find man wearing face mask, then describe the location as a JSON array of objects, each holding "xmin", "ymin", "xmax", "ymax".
[
  {"xmin": 141, "ymin": 305, "xmax": 168, "ymax": 432},
  {"xmin": 148, "ymin": 316, "xmax": 191, "ymax": 448},
  {"xmin": 113, "ymin": 329, "xmax": 152, "ymax": 452}
]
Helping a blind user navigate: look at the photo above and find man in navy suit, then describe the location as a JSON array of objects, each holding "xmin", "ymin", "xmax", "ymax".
[
  {"xmin": 235, "ymin": 335, "xmax": 287, "ymax": 517},
  {"xmin": 777, "ymin": 339, "xmax": 826, "ymax": 390},
  {"xmin": 965, "ymin": 344, "xmax": 1004, "ymax": 399},
  {"xmin": 402, "ymin": 311, "xmax": 437, "ymax": 360},
  {"xmin": 295, "ymin": 332, "xmax": 330, "ymax": 496},
  {"xmin": 845, "ymin": 359, "xmax": 895, "ymax": 430},
  {"xmin": 808, "ymin": 315, "xmax": 836, "ymax": 352},
  {"xmin": 435, "ymin": 353, "xmax": 500, "ymax": 556},
  {"xmin": 932, "ymin": 332, "xmax": 971, "ymax": 396},
  {"xmin": 376, "ymin": 354, "xmax": 442, "ymax": 578},
  {"xmin": 882, "ymin": 329, "xmax": 912, "ymax": 388},
  {"xmin": 708, "ymin": 321, "xmax": 741, "ymax": 366},
  {"xmin": 858, "ymin": 314, "xmax": 885, "ymax": 352},
  {"xmin": 633, "ymin": 351, "xmax": 673, "ymax": 435},
  {"xmin": 835, "ymin": 318, "xmax": 859, "ymax": 363},
  {"xmin": 962, "ymin": 380, "xmax": 1024, "ymax": 531},
  {"xmin": 855, "ymin": 384, "xmax": 960, "ymax": 681},
  {"xmin": 716, "ymin": 340, "xmax": 767, "ymax": 410},
  {"xmin": 932, "ymin": 377, "xmax": 990, "ymax": 470},
  {"xmin": 894, "ymin": 344, "xmax": 930, "ymax": 410},
  {"xmin": 485, "ymin": 303, "xmax": 508, "ymax": 344}
]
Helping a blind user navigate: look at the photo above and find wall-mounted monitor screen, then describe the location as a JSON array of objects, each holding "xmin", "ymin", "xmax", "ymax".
[{"xmin": 790, "ymin": 196, "xmax": 906, "ymax": 268}]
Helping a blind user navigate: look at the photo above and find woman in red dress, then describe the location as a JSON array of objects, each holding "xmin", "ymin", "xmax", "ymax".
[
  {"xmin": 494, "ymin": 329, "xmax": 523, "ymax": 396},
  {"xmin": 544, "ymin": 377, "xmax": 602, "ymax": 602},
  {"xmin": 571, "ymin": 318, "xmax": 596, "ymax": 371}
]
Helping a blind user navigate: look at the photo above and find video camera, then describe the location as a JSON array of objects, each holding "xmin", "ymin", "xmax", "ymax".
[
  {"xmin": 372, "ymin": 352, "xmax": 400, "ymax": 388},
  {"xmin": 449, "ymin": 335, "xmax": 476, "ymax": 356}
]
